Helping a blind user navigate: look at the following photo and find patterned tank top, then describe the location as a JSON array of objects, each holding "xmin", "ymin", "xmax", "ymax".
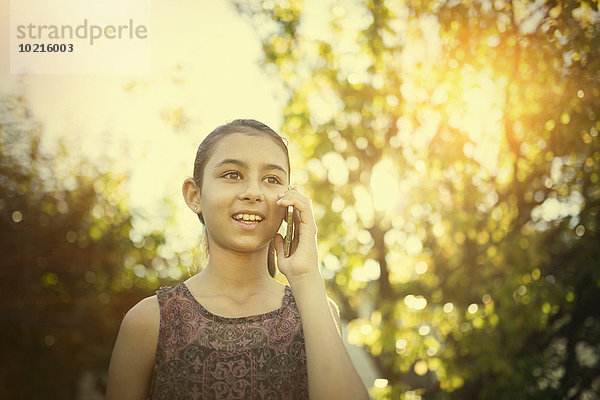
[{"xmin": 148, "ymin": 283, "xmax": 309, "ymax": 400}]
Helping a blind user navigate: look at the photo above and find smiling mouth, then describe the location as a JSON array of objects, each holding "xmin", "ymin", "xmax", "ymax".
[{"xmin": 232, "ymin": 213, "xmax": 264, "ymax": 224}]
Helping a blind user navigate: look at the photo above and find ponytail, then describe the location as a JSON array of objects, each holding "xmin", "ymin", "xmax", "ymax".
[{"xmin": 267, "ymin": 240, "xmax": 276, "ymax": 277}]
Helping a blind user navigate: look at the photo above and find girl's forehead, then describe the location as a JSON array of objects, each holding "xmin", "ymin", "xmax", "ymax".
[{"xmin": 208, "ymin": 132, "xmax": 289, "ymax": 168}]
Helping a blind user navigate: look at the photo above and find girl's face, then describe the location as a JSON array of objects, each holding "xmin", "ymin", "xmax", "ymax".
[{"xmin": 197, "ymin": 132, "xmax": 289, "ymax": 254}]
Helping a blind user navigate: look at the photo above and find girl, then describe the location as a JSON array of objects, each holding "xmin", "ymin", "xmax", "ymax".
[{"xmin": 106, "ymin": 119, "xmax": 369, "ymax": 399}]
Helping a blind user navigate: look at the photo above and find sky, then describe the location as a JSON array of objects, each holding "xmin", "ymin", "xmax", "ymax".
[{"xmin": 1, "ymin": 0, "xmax": 288, "ymax": 252}]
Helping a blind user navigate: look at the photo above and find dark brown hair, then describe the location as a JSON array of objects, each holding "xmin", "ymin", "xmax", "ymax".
[{"xmin": 192, "ymin": 119, "xmax": 290, "ymax": 277}]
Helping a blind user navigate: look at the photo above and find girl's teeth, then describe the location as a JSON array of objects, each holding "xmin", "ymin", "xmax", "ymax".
[{"xmin": 234, "ymin": 213, "xmax": 262, "ymax": 222}]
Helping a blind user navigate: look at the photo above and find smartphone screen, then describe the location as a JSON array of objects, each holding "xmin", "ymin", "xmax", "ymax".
[{"xmin": 284, "ymin": 205, "xmax": 294, "ymax": 257}]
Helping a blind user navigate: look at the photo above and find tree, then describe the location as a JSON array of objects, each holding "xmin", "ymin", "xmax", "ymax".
[
  {"xmin": 0, "ymin": 94, "xmax": 185, "ymax": 399},
  {"xmin": 233, "ymin": 0, "xmax": 600, "ymax": 398}
]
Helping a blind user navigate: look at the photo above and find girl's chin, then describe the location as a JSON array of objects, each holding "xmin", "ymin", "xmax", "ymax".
[
  {"xmin": 226, "ymin": 236, "xmax": 275, "ymax": 252},
  {"xmin": 227, "ymin": 244, "xmax": 271, "ymax": 255}
]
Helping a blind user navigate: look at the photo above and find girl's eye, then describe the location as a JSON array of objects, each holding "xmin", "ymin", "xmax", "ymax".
[
  {"xmin": 265, "ymin": 176, "xmax": 282, "ymax": 185},
  {"xmin": 223, "ymin": 171, "xmax": 242, "ymax": 180}
]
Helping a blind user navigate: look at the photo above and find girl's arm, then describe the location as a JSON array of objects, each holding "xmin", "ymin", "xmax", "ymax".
[
  {"xmin": 291, "ymin": 275, "xmax": 369, "ymax": 399},
  {"xmin": 274, "ymin": 189, "xmax": 370, "ymax": 400},
  {"xmin": 106, "ymin": 296, "xmax": 159, "ymax": 400}
]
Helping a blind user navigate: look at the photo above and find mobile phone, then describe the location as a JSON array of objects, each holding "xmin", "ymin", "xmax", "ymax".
[{"xmin": 284, "ymin": 205, "xmax": 294, "ymax": 257}]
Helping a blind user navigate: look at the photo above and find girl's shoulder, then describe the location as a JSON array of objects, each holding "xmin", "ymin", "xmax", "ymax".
[
  {"xmin": 121, "ymin": 294, "xmax": 160, "ymax": 334},
  {"xmin": 107, "ymin": 295, "xmax": 159, "ymax": 399}
]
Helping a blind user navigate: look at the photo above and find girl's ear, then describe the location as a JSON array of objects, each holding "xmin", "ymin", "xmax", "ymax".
[{"xmin": 182, "ymin": 178, "xmax": 201, "ymax": 214}]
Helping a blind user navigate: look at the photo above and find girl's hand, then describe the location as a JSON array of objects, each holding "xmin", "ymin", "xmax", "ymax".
[{"xmin": 273, "ymin": 187, "xmax": 321, "ymax": 283}]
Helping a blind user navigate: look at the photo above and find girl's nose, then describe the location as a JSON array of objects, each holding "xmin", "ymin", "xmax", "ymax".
[
  {"xmin": 240, "ymin": 192, "xmax": 264, "ymax": 202},
  {"xmin": 239, "ymin": 182, "xmax": 264, "ymax": 202}
]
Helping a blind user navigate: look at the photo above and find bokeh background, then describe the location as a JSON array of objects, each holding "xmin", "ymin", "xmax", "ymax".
[{"xmin": 1, "ymin": 0, "xmax": 599, "ymax": 399}]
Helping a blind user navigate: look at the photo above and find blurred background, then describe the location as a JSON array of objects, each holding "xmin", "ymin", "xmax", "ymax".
[{"xmin": 1, "ymin": 0, "xmax": 599, "ymax": 399}]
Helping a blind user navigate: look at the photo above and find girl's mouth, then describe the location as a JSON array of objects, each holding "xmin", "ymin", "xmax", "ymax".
[{"xmin": 232, "ymin": 212, "xmax": 265, "ymax": 226}]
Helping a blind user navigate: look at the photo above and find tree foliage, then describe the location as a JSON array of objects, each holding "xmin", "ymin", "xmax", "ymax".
[
  {"xmin": 234, "ymin": 0, "xmax": 600, "ymax": 398},
  {"xmin": 0, "ymin": 95, "xmax": 186, "ymax": 399}
]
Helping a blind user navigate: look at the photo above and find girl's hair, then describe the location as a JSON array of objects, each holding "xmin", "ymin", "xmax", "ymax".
[{"xmin": 192, "ymin": 119, "xmax": 290, "ymax": 277}]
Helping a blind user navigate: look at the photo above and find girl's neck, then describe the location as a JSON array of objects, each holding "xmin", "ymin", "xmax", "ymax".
[{"xmin": 191, "ymin": 243, "xmax": 275, "ymax": 295}]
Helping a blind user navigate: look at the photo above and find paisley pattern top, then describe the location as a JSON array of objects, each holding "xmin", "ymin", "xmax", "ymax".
[{"xmin": 148, "ymin": 283, "xmax": 309, "ymax": 400}]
